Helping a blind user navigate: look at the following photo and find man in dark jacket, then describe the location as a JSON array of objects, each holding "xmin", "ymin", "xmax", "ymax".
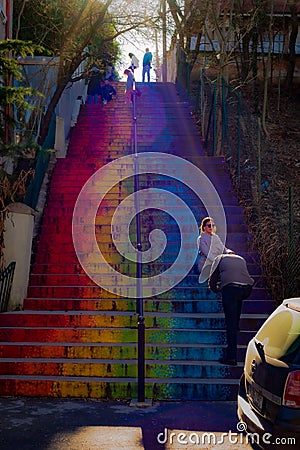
[
  {"xmin": 209, "ymin": 253, "xmax": 254, "ymax": 366},
  {"xmin": 86, "ymin": 67, "xmax": 102, "ymax": 104},
  {"xmin": 101, "ymin": 80, "xmax": 116, "ymax": 105}
]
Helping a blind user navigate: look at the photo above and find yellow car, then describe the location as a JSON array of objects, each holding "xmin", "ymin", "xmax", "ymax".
[{"xmin": 238, "ymin": 297, "xmax": 300, "ymax": 448}]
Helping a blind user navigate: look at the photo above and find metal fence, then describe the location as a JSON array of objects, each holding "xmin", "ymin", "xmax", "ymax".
[
  {"xmin": 177, "ymin": 53, "xmax": 299, "ymax": 302},
  {"xmin": 0, "ymin": 261, "xmax": 16, "ymax": 312},
  {"xmin": 24, "ymin": 121, "xmax": 55, "ymax": 210},
  {"xmin": 21, "ymin": 57, "xmax": 87, "ymax": 209}
]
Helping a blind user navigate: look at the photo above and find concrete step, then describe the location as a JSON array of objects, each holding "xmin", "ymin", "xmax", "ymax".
[
  {"xmin": 30, "ymin": 261, "xmax": 263, "ymax": 275},
  {"xmin": 35, "ymin": 234, "xmax": 251, "ymax": 252},
  {"xmin": 24, "ymin": 288, "xmax": 268, "ymax": 302},
  {"xmin": 0, "ymin": 327, "xmax": 256, "ymax": 345},
  {"xmin": 23, "ymin": 297, "xmax": 274, "ymax": 314},
  {"xmin": 51, "ymin": 166, "xmax": 232, "ymax": 177},
  {"xmin": 38, "ymin": 223, "xmax": 248, "ymax": 236},
  {"xmin": 32, "ymin": 250, "xmax": 260, "ymax": 265},
  {"xmin": 28, "ymin": 273, "xmax": 265, "ymax": 288},
  {"xmin": 26, "ymin": 285, "xmax": 268, "ymax": 300},
  {"xmin": 0, "ymin": 341, "xmax": 248, "ymax": 361},
  {"xmin": 27, "ymin": 275, "xmax": 266, "ymax": 292},
  {"xmin": 0, "ymin": 310, "xmax": 268, "ymax": 330},
  {"xmin": 0, "ymin": 376, "xmax": 240, "ymax": 400},
  {"xmin": 0, "ymin": 358, "xmax": 243, "ymax": 379},
  {"xmin": 56, "ymin": 155, "xmax": 228, "ymax": 168}
]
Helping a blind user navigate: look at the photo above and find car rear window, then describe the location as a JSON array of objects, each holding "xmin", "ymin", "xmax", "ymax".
[{"xmin": 255, "ymin": 304, "xmax": 300, "ymax": 362}]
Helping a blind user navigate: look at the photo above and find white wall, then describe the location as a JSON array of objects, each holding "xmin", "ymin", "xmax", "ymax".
[
  {"xmin": 3, "ymin": 203, "xmax": 35, "ymax": 310},
  {"xmin": 54, "ymin": 77, "xmax": 87, "ymax": 158}
]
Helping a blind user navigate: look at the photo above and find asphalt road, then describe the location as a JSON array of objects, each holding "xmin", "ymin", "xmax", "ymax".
[{"xmin": 0, "ymin": 397, "xmax": 255, "ymax": 449}]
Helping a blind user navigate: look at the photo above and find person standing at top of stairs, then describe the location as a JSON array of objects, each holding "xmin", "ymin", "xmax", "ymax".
[
  {"xmin": 86, "ymin": 67, "xmax": 102, "ymax": 104},
  {"xmin": 142, "ymin": 47, "xmax": 152, "ymax": 82},
  {"xmin": 128, "ymin": 53, "xmax": 139, "ymax": 72}
]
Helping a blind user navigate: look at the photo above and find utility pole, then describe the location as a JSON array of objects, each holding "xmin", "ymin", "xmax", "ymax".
[
  {"xmin": 162, "ymin": 0, "xmax": 167, "ymax": 82},
  {"xmin": 154, "ymin": 28, "xmax": 160, "ymax": 81}
]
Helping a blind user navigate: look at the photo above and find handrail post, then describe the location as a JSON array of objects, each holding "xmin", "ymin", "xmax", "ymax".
[
  {"xmin": 213, "ymin": 82, "xmax": 217, "ymax": 156},
  {"xmin": 288, "ymin": 186, "xmax": 295, "ymax": 297},
  {"xmin": 237, "ymin": 92, "xmax": 241, "ymax": 187},
  {"xmin": 257, "ymin": 117, "xmax": 262, "ymax": 227}
]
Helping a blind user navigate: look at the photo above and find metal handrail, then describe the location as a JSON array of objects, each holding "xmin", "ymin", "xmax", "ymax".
[
  {"xmin": 132, "ymin": 79, "xmax": 145, "ymax": 402},
  {"xmin": 0, "ymin": 261, "xmax": 16, "ymax": 312}
]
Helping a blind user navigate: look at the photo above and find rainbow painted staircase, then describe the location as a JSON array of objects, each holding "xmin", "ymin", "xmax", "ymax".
[{"xmin": 0, "ymin": 82, "xmax": 274, "ymax": 400}]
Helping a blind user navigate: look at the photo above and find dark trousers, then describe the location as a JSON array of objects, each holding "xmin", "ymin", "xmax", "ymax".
[
  {"xmin": 142, "ymin": 64, "xmax": 151, "ymax": 82},
  {"xmin": 221, "ymin": 284, "xmax": 252, "ymax": 360}
]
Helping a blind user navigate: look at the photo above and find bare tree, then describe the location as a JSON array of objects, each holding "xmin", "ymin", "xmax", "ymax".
[
  {"xmin": 14, "ymin": 0, "xmax": 161, "ymax": 146},
  {"xmin": 286, "ymin": 0, "xmax": 299, "ymax": 89}
]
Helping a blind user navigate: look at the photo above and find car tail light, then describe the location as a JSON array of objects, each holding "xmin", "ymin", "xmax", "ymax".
[{"xmin": 283, "ymin": 370, "xmax": 300, "ymax": 408}]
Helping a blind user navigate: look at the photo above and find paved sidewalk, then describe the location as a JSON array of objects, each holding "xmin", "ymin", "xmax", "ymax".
[{"xmin": 0, "ymin": 398, "xmax": 255, "ymax": 449}]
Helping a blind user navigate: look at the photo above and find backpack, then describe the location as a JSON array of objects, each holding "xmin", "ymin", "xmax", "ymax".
[{"xmin": 132, "ymin": 55, "xmax": 139, "ymax": 69}]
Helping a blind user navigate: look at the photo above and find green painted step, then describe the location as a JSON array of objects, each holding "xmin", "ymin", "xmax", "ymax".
[
  {"xmin": 0, "ymin": 310, "xmax": 268, "ymax": 330},
  {"xmin": 23, "ymin": 298, "xmax": 273, "ymax": 314},
  {"xmin": 0, "ymin": 376, "xmax": 240, "ymax": 400},
  {"xmin": 0, "ymin": 358, "xmax": 243, "ymax": 379},
  {"xmin": 0, "ymin": 326, "xmax": 256, "ymax": 345},
  {"xmin": 0, "ymin": 342, "xmax": 247, "ymax": 361}
]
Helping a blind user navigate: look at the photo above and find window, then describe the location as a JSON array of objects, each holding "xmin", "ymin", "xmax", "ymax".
[
  {"xmin": 0, "ymin": 1, "xmax": 7, "ymax": 24},
  {"xmin": 255, "ymin": 303, "xmax": 300, "ymax": 360}
]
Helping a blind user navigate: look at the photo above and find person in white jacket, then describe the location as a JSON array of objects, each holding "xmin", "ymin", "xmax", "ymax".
[
  {"xmin": 128, "ymin": 53, "xmax": 139, "ymax": 71},
  {"xmin": 197, "ymin": 216, "xmax": 233, "ymax": 283}
]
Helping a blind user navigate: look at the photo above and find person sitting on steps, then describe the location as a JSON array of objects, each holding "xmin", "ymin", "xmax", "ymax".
[
  {"xmin": 197, "ymin": 216, "xmax": 233, "ymax": 284},
  {"xmin": 101, "ymin": 79, "xmax": 116, "ymax": 105}
]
